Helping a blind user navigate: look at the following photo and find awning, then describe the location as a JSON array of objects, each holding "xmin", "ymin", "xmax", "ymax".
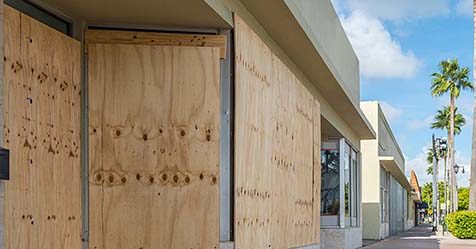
[{"xmin": 380, "ymin": 156, "xmax": 412, "ymax": 191}]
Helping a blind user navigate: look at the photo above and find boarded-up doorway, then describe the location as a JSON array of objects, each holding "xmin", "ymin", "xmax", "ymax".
[
  {"xmin": 3, "ymin": 5, "xmax": 82, "ymax": 249},
  {"xmin": 86, "ymin": 30, "xmax": 224, "ymax": 249}
]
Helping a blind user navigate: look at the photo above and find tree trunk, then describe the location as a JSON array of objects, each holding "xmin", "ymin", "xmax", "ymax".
[
  {"xmin": 444, "ymin": 155, "xmax": 448, "ymax": 217},
  {"xmin": 469, "ymin": 0, "xmax": 476, "ymax": 211},
  {"xmin": 449, "ymin": 163, "xmax": 453, "ymax": 213},
  {"xmin": 450, "ymin": 96, "xmax": 458, "ymax": 212}
]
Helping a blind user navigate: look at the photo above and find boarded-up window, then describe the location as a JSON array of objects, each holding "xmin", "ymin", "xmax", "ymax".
[
  {"xmin": 87, "ymin": 30, "xmax": 223, "ymax": 249},
  {"xmin": 234, "ymin": 15, "xmax": 321, "ymax": 248},
  {"xmin": 3, "ymin": 5, "xmax": 81, "ymax": 249}
]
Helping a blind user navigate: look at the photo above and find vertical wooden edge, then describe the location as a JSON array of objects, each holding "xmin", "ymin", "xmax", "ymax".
[
  {"xmin": 84, "ymin": 29, "xmax": 227, "ymax": 59},
  {"xmin": 313, "ymin": 99, "xmax": 321, "ymax": 243},
  {"xmin": 0, "ymin": 3, "xmax": 6, "ymax": 249},
  {"xmin": 0, "ymin": 0, "xmax": 4, "ymax": 146}
]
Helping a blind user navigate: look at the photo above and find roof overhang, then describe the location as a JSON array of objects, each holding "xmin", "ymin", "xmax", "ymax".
[
  {"xmin": 35, "ymin": 0, "xmax": 231, "ymax": 30},
  {"xmin": 380, "ymin": 156, "xmax": 412, "ymax": 191}
]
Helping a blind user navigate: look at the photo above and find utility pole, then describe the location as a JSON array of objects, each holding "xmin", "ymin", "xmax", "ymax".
[
  {"xmin": 432, "ymin": 134, "xmax": 438, "ymax": 232},
  {"xmin": 432, "ymin": 136, "xmax": 447, "ymax": 233}
]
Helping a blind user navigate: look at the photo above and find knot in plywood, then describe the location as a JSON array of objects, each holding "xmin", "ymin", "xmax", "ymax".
[
  {"xmin": 12, "ymin": 61, "xmax": 23, "ymax": 73},
  {"xmin": 91, "ymin": 169, "xmax": 127, "ymax": 187}
]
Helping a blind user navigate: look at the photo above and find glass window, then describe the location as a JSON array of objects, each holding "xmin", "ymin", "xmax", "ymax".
[
  {"xmin": 343, "ymin": 142, "xmax": 360, "ymax": 227},
  {"xmin": 321, "ymin": 139, "xmax": 360, "ymax": 227},
  {"xmin": 351, "ymin": 149, "xmax": 358, "ymax": 226},
  {"xmin": 380, "ymin": 166, "xmax": 389, "ymax": 223},
  {"xmin": 321, "ymin": 141, "xmax": 340, "ymax": 220},
  {"xmin": 344, "ymin": 144, "xmax": 351, "ymax": 219}
]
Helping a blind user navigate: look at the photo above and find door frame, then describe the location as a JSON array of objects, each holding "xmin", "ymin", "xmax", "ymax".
[{"xmin": 82, "ymin": 27, "xmax": 233, "ymax": 246}]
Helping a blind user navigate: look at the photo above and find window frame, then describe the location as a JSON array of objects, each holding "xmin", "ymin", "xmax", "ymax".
[
  {"xmin": 5, "ymin": 0, "xmax": 73, "ymax": 36},
  {"xmin": 321, "ymin": 138, "xmax": 361, "ymax": 228},
  {"xmin": 321, "ymin": 140, "xmax": 341, "ymax": 227},
  {"xmin": 380, "ymin": 167, "xmax": 390, "ymax": 223}
]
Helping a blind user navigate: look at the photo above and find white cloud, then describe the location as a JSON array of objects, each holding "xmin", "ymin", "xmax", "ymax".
[
  {"xmin": 455, "ymin": 0, "xmax": 472, "ymax": 17},
  {"xmin": 380, "ymin": 101, "xmax": 403, "ymax": 122},
  {"xmin": 340, "ymin": 11, "xmax": 421, "ymax": 79},
  {"xmin": 406, "ymin": 147, "xmax": 471, "ymax": 187},
  {"xmin": 407, "ymin": 115, "xmax": 434, "ymax": 131},
  {"xmin": 334, "ymin": 0, "xmax": 451, "ymax": 21},
  {"xmin": 458, "ymin": 96, "xmax": 474, "ymax": 117},
  {"xmin": 406, "ymin": 146, "xmax": 433, "ymax": 185}
]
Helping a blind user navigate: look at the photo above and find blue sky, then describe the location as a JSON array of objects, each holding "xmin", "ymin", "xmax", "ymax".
[{"xmin": 331, "ymin": 0, "xmax": 474, "ymax": 186}]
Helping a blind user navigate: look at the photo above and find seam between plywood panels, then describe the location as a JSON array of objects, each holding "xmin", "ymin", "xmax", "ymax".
[{"xmin": 85, "ymin": 29, "xmax": 227, "ymax": 59}]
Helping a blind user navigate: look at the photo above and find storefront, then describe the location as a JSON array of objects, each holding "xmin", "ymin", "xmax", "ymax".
[
  {"xmin": 0, "ymin": 0, "xmax": 375, "ymax": 248},
  {"xmin": 320, "ymin": 118, "xmax": 364, "ymax": 249}
]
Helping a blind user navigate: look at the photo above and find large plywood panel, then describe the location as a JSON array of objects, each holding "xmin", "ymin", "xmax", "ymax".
[
  {"xmin": 88, "ymin": 37, "xmax": 221, "ymax": 248},
  {"xmin": 234, "ymin": 15, "xmax": 320, "ymax": 249},
  {"xmin": 3, "ymin": 5, "xmax": 81, "ymax": 249}
]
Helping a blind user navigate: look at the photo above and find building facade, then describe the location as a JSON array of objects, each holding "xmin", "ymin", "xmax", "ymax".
[
  {"xmin": 0, "ymin": 0, "xmax": 375, "ymax": 249},
  {"xmin": 409, "ymin": 169, "xmax": 423, "ymax": 226},
  {"xmin": 360, "ymin": 101, "xmax": 413, "ymax": 240}
]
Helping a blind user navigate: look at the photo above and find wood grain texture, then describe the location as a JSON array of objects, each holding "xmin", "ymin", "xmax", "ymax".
[
  {"xmin": 313, "ymin": 100, "xmax": 321, "ymax": 243},
  {"xmin": 234, "ymin": 15, "xmax": 321, "ymax": 249},
  {"xmin": 88, "ymin": 39, "xmax": 221, "ymax": 248},
  {"xmin": 3, "ymin": 5, "xmax": 81, "ymax": 249},
  {"xmin": 85, "ymin": 29, "xmax": 227, "ymax": 59}
]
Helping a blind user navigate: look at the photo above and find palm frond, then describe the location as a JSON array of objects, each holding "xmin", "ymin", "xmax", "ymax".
[
  {"xmin": 430, "ymin": 106, "xmax": 466, "ymax": 135},
  {"xmin": 431, "ymin": 59, "xmax": 472, "ymax": 98}
]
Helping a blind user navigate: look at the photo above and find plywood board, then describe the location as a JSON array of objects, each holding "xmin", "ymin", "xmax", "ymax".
[
  {"xmin": 3, "ymin": 5, "xmax": 81, "ymax": 249},
  {"xmin": 234, "ymin": 15, "xmax": 321, "ymax": 249},
  {"xmin": 85, "ymin": 29, "xmax": 227, "ymax": 59},
  {"xmin": 88, "ymin": 38, "xmax": 221, "ymax": 248}
]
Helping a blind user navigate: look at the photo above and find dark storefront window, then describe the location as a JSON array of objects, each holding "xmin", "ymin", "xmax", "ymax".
[
  {"xmin": 321, "ymin": 139, "xmax": 360, "ymax": 227},
  {"xmin": 321, "ymin": 141, "xmax": 340, "ymax": 218}
]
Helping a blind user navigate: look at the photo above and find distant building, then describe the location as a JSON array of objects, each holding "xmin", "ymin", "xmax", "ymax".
[
  {"xmin": 410, "ymin": 169, "xmax": 425, "ymax": 224},
  {"xmin": 360, "ymin": 101, "xmax": 414, "ymax": 240}
]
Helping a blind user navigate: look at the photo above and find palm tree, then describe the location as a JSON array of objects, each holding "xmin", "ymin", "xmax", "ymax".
[
  {"xmin": 431, "ymin": 106, "xmax": 465, "ymax": 213},
  {"xmin": 431, "ymin": 106, "xmax": 466, "ymax": 135},
  {"xmin": 470, "ymin": 0, "xmax": 476, "ymax": 211},
  {"xmin": 431, "ymin": 59, "xmax": 473, "ymax": 212}
]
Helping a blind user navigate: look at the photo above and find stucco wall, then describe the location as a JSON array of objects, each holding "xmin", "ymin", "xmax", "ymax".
[
  {"xmin": 361, "ymin": 101, "xmax": 405, "ymax": 171},
  {"xmin": 360, "ymin": 102, "xmax": 381, "ymax": 240},
  {"xmin": 361, "ymin": 101, "xmax": 410, "ymax": 240},
  {"xmin": 320, "ymin": 227, "xmax": 362, "ymax": 249},
  {"xmin": 377, "ymin": 109, "xmax": 405, "ymax": 171},
  {"xmin": 362, "ymin": 203, "xmax": 380, "ymax": 240},
  {"xmin": 284, "ymin": 0, "xmax": 360, "ymax": 106}
]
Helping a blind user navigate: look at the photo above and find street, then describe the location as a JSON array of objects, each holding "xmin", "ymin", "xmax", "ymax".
[{"xmin": 362, "ymin": 225, "xmax": 476, "ymax": 249}]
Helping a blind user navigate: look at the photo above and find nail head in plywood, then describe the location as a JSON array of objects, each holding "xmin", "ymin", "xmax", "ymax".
[{"xmin": 85, "ymin": 29, "xmax": 227, "ymax": 59}]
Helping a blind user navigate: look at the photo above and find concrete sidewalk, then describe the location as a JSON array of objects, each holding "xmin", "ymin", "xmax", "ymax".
[{"xmin": 361, "ymin": 225, "xmax": 476, "ymax": 249}]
